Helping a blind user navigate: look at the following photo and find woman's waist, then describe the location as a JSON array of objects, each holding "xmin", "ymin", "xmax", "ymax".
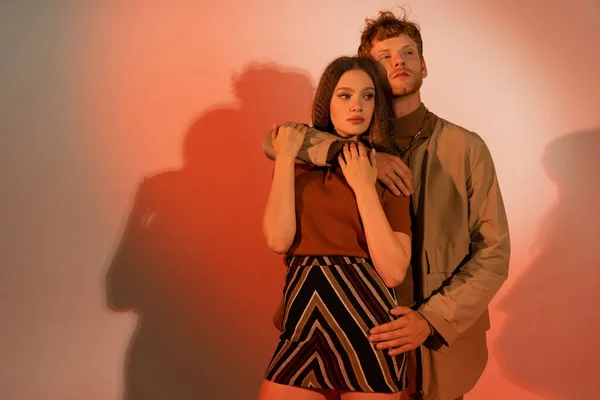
[{"xmin": 285, "ymin": 255, "xmax": 371, "ymax": 268}]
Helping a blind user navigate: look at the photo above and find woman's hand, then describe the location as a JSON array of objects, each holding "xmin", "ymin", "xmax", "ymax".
[
  {"xmin": 272, "ymin": 122, "xmax": 307, "ymax": 160},
  {"xmin": 338, "ymin": 142, "xmax": 377, "ymax": 192}
]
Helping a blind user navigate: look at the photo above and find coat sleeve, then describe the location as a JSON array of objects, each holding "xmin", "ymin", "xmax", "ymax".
[
  {"xmin": 261, "ymin": 126, "xmax": 349, "ymax": 166},
  {"xmin": 418, "ymin": 140, "xmax": 511, "ymax": 346}
]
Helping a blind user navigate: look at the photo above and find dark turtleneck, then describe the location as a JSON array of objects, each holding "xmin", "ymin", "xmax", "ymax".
[{"xmin": 393, "ymin": 103, "xmax": 438, "ymax": 160}]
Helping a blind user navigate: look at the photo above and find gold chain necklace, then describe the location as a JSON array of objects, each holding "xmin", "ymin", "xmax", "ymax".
[{"xmin": 399, "ymin": 108, "xmax": 430, "ymax": 155}]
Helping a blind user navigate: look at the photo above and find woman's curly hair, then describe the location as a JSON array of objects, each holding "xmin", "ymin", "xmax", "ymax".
[{"xmin": 311, "ymin": 56, "xmax": 398, "ymax": 154}]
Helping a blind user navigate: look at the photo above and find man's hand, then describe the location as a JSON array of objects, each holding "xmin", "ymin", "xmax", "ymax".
[
  {"xmin": 374, "ymin": 152, "xmax": 413, "ymax": 196},
  {"xmin": 368, "ymin": 306, "xmax": 432, "ymax": 356}
]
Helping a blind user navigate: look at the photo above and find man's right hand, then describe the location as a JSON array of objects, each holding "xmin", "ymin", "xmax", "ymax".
[
  {"xmin": 272, "ymin": 122, "xmax": 307, "ymax": 159},
  {"xmin": 375, "ymin": 152, "xmax": 413, "ymax": 196}
]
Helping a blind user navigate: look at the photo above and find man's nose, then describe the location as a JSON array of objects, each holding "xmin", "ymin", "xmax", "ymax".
[{"xmin": 393, "ymin": 53, "xmax": 405, "ymax": 67}]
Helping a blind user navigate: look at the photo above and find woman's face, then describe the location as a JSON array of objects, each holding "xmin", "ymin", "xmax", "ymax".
[{"xmin": 329, "ymin": 69, "xmax": 375, "ymax": 138}]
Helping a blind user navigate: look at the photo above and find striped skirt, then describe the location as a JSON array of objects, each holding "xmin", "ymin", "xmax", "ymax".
[{"xmin": 265, "ymin": 256, "xmax": 407, "ymax": 393}]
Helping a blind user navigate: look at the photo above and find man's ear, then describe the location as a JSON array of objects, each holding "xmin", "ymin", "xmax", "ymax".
[{"xmin": 421, "ymin": 57, "xmax": 428, "ymax": 78}]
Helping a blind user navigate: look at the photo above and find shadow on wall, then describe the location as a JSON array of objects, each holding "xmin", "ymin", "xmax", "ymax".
[
  {"xmin": 496, "ymin": 129, "xmax": 600, "ymax": 400},
  {"xmin": 104, "ymin": 63, "xmax": 314, "ymax": 400}
]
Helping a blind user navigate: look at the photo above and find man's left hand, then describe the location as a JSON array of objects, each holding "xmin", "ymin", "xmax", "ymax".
[{"xmin": 368, "ymin": 306, "xmax": 432, "ymax": 356}]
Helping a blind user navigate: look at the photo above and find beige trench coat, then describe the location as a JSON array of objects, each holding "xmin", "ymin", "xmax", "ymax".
[{"xmin": 262, "ymin": 116, "xmax": 510, "ymax": 400}]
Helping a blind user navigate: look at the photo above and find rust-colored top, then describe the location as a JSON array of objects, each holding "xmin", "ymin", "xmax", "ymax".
[{"xmin": 286, "ymin": 164, "xmax": 411, "ymax": 257}]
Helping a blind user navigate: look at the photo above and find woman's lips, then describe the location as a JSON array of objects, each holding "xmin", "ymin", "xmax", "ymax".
[{"xmin": 347, "ymin": 117, "xmax": 365, "ymax": 124}]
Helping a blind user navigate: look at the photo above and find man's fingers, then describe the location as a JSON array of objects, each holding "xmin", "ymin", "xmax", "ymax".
[
  {"xmin": 376, "ymin": 153, "xmax": 413, "ymax": 194},
  {"xmin": 387, "ymin": 173, "xmax": 410, "ymax": 196},
  {"xmin": 379, "ymin": 175, "xmax": 402, "ymax": 196},
  {"xmin": 391, "ymin": 157, "xmax": 412, "ymax": 175},
  {"xmin": 368, "ymin": 331, "xmax": 400, "ymax": 343},
  {"xmin": 376, "ymin": 159, "xmax": 403, "ymax": 195},
  {"xmin": 375, "ymin": 336, "xmax": 412, "ymax": 350},
  {"xmin": 368, "ymin": 330, "xmax": 411, "ymax": 344},
  {"xmin": 390, "ymin": 159, "xmax": 414, "ymax": 193},
  {"xmin": 390, "ymin": 306, "xmax": 412, "ymax": 316},
  {"xmin": 369, "ymin": 317, "xmax": 407, "ymax": 335},
  {"xmin": 388, "ymin": 344, "xmax": 418, "ymax": 356}
]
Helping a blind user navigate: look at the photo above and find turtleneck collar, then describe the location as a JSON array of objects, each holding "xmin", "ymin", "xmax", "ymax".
[{"xmin": 393, "ymin": 103, "xmax": 437, "ymax": 158}]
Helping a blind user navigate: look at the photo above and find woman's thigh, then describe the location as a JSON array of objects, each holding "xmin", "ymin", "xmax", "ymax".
[
  {"xmin": 340, "ymin": 391, "xmax": 402, "ymax": 400},
  {"xmin": 258, "ymin": 379, "xmax": 333, "ymax": 400}
]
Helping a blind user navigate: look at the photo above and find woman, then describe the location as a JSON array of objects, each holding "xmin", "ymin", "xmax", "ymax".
[{"xmin": 259, "ymin": 56, "xmax": 412, "ymax": 400}]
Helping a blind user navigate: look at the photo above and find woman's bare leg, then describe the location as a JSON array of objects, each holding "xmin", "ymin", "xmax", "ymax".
[
  {"xmin": 258, "ymin": 379, "xmax": 330, "ymax": 400},
  {"xmin": 340, "ymin": 391, "xmax": 402, "ymax": 400}
]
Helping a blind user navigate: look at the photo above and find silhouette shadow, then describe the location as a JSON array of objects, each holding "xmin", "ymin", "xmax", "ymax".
[
  {"xmin": 105, "ymin": 63, "xmax": 314, "ymax": 399},
  {"xmin": 496, "ymin": 129, "xmax": 600, "ymax": 399}
]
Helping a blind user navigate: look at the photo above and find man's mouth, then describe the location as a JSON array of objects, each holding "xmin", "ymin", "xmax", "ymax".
[{"xmin": 391, "ymin": 71, "xmax": 410, "ymax": 79}]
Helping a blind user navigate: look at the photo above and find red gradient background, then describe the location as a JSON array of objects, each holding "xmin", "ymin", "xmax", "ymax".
[{"xmin": 1, "ymin": 1, "xmax": 599, "ymax": 399}]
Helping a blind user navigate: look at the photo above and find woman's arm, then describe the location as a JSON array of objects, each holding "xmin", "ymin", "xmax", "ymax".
[
  {"xmin": 354, "ymin": 187, "xmax": 411, "ymax": 288},
  {"xmin": 339, "ymin": 143, "xmax": 411, "ymax": 287},
  {"xmin": 262, "ymin": 124, "xmax": 307, "ymax": 253},
  {"xmin": 262, "ymin": 125, "xmax": 350, "ymax": 166},
  {"xmin": 262, "ymin": 155, "xmax": 297, "ymax": 253},
  {"xmin": 262, "ymin": 126, "xmax": 413, "ymax": 195}
]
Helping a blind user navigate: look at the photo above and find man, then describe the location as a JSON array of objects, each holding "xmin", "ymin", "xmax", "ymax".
[{"xmin": 263, "ymin": 10, "xmax": 510, "ymax": 400}]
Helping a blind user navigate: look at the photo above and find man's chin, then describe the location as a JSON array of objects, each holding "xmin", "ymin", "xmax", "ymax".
[
  {"xmin": 391, "ymin": 85, "xmax": 419, "ymax": 97},
  {"xmin": 390, "ymin": 79, "xmax": 423, "ymax": 96}
]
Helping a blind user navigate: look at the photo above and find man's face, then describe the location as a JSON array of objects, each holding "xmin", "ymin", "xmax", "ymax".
[{"xmin": 370, "ymin": 35, "xmax": 427, "ymax": 97}]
